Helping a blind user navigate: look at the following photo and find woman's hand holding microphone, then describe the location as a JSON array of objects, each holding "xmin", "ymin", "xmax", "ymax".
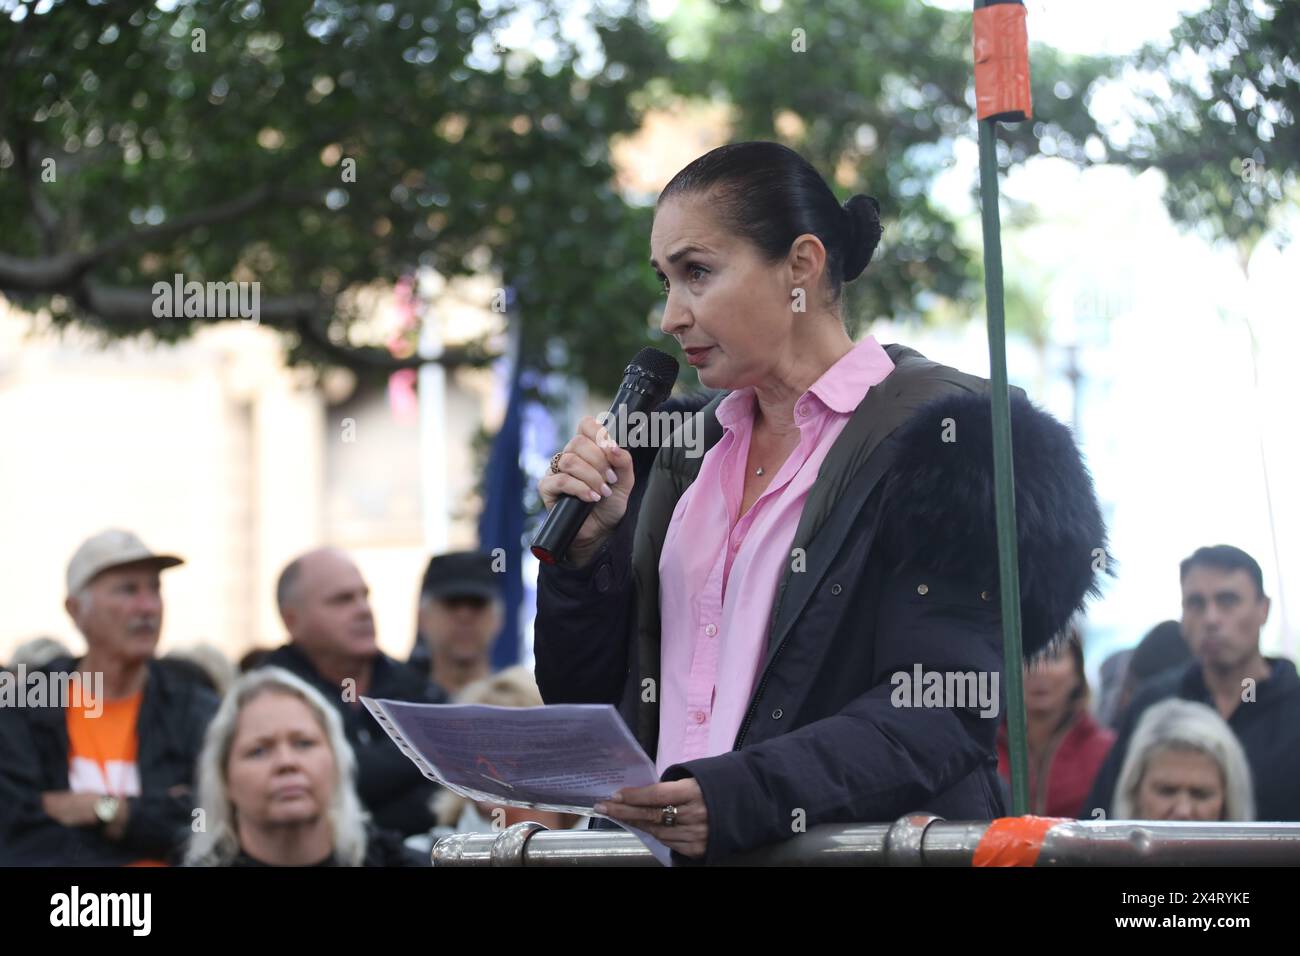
[{"xmin": 538, "ymin": 416, "xmax": 637, "ymax": 568}]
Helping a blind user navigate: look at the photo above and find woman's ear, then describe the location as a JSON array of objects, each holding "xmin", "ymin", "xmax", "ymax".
[{"xmin": 787, "ymin": 233, "xmax": 828, "ymax": 292}]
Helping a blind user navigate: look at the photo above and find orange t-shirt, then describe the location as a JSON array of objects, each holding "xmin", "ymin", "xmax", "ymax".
[
  {"xmin": 66, "ymin": 690, "xmax": 166, "ymax": 866},
  {"xmin": 67, "ymin": 691, "xmax": 143, "ymax": 797}
]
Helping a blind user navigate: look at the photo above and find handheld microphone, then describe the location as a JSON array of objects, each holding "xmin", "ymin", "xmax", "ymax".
[{"xmin": 531, "ymin": 346, "xmax": 679, "ymax": 566}]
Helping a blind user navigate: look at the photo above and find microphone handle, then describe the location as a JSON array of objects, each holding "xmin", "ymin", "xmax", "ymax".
[
  {"xmin": 531, "ymin": 490, "xmax": 597, "ymax": 566},
  {"xmin": 531, "ymin": 378, "xmax": 666, "ymax": 566}
]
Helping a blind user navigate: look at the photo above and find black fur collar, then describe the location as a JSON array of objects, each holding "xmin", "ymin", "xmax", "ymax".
[{"xmin": 877, "ymin": 389, "xmax": 1112, "ymax": 658}]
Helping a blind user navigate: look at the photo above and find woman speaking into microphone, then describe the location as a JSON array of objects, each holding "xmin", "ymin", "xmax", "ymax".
[{"xmin": 534, "ymin": 141, "xmax": 1107, "ymax": 864}]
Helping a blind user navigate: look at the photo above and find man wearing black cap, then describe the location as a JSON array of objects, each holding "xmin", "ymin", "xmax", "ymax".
[{"xmin": 408, "ymin": 551, "xmax": 504, "ymax": 697}]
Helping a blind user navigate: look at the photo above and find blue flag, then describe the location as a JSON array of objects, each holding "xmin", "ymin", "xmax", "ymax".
[{"xmin": 477, "ymin": 345, "xmax": 526, "ymax": 669}]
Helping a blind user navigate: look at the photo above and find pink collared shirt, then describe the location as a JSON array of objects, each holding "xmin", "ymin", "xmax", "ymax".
[{"xmin": 655, "ymin": 336, "xmax": 897, "ymax": 776}]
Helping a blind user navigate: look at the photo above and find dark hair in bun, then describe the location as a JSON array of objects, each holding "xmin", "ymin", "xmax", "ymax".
[
  {"xmin": 841, "ymin": 194, "xmax": 883, "ymax": 283},
  {"xmin": 658, "ymin": 141, "xmax": 883, "ymax": 304}
]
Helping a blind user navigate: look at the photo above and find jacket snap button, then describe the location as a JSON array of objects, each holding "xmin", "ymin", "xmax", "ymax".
[
  {"xmin": 771, "ymin": 708, "xmax": 783, "ymax": 720},
  {"xmin": 917, "ymin": 584, "xmax": 929, "ymax": 596},
  {"xmin": 830, "ymin": 583, "xmax": 842, "ymax": 595},
  {"xmin": 980, "ymin": 590, "xmax": 992, "ymax": 601}
]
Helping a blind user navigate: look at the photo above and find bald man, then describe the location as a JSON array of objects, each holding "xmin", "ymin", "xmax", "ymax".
[{"xmin": 259, "ymin": 548, "xmax": 447, "ymax": 837}]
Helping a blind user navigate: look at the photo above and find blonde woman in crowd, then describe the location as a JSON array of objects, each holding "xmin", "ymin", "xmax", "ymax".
[
  {"xmin": 186, "ymin": 667, "xmax": 423, "ymax": 866},
  {"xmin": 1111, "ymin": 698, "xmax": 1255, "ymax": 822}
]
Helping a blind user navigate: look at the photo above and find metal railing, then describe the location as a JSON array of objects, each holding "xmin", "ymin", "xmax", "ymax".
[{"xmin": 430, "ymin": 815, "xmax": 1300, "ymax": 866}]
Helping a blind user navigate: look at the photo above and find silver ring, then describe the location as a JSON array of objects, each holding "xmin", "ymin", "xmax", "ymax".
[
  {"xmin": 660, "ymin": 805, "xmax": 677, "ymax": 827},
  {"xmin": 549, "ymin": 451, "xmax": 563, "ymax": 474}
]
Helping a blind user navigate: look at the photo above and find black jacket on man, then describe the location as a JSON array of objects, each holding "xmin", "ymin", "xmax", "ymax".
[
  {"xmin": 258, "ymin": 644, "xmax": 448, "ymax": 836},
  {"xmin": 535, "ymin": 344, "xmax": 1108, "ymax": 864},
  {"xmin": 0, "ymin": 656, "xmax": 217, "ymax": 866},
  {"xmin": 1084, "ymin": 656, "xmax": 1300, "ymax": 821}
]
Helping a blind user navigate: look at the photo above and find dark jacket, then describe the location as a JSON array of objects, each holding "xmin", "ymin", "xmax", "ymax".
[
  {"xmin": 1084, "ymin": 656, "xmax": 1300, "ymax": 821},
  {"xmin": 221, "ymin": 824, "xmax": 428, "ymax": 867},
  {"xmin": 0, "ymin": 656, "xmax": 218, "ymax": 866},
  {"xmin": 534, "ymin": 343, "xmax": 1108, "ymax": 863},
  {"xmin": 258, "ymin": 644, "xmax": 448, "ymax": 837}
]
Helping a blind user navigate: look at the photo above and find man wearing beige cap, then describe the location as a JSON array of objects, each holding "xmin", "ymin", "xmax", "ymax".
[{"xmin": 0, "ymin": 529, "xmax": 217, "ymax": 865}]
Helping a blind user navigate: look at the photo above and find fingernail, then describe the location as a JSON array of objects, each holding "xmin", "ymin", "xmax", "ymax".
[
  {"xmin": 600, "ymin": 483, "xmax": 612, "ymax": 496},
  {"xmin": 606, "ymin": 469, "xmax": 618, "ymax": 484},
  {"xmin": 588, "ymin": 490, "xmax": 602, "ymax": 502}
]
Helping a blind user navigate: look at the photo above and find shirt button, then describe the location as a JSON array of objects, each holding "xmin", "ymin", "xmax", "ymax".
[
  {"xmin": 830, "ymin": 583, "xmax": 842, "ymax": 595},
  {"xmin": 704, "ymin": 623, "xmax": 717, "ymax": 637},
  {"xmin": 917, "ymin": 584, "xmax": 929, "ymax": 596},
  {"xmin": 694, "ymin": 711, "xmax": 707, "ymax": 724},
  {"xmin": 771, "ymin": 708, "xmax": 784, "ymax": 720}
]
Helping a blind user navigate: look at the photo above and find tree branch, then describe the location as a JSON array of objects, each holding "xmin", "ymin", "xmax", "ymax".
[
  {"xmin": 83, "ymin": 182, "xmax": 288, "ymax": 265},
  {"xmin": 0, "ymin": 251, "xmax": 93, "ymax": 292},
  {"xmin": 0, "ymin": 181, "xmax": 323, "ymax": 290},
  {"xmin": 53, "ymin": 278, "xmax": 493, "ymax": 374}
]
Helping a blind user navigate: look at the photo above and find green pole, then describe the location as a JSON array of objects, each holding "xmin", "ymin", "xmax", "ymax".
[{"xmin": 974, "ymin": 3, "xmax": 1029, "ymax": 818}]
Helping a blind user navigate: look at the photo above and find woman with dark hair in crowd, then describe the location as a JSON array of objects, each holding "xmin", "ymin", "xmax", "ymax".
[
  {"xmin": 534, "ymin": 141, "xmax": 1107, "ymax": 863},
  {"xmin": 996, "ymin": 619, "xmax": 1115, "ymax": 817}
]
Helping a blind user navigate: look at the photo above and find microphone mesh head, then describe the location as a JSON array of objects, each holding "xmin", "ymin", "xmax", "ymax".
[{"xmin": 630, "ymin": 347, "xmax": 680, "ymax": 390}]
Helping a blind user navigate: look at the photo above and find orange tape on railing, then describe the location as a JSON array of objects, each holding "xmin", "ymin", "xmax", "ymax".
[
  {"xmin": 971, "ymin": 815, "xmax": 1066, "ymax": 867},
  {"xmin": 973, "ymin": 3, "xmax": 1032, "ymax": 122}
]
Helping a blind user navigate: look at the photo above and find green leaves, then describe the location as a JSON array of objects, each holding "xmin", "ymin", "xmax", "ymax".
[
  {"xmin": 19, "ymin": 0, "xmax": 1260, "ymax": 391},
  {"xmin": 1111, "ymin": 0, "xmax": 1298, "ymax": 257},
  {"xmin": 1, "ymin": 0, "xmax": 673, "ymax": 390}
]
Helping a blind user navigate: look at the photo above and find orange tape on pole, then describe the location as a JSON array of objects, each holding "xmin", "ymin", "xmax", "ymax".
[
  {"xmin": 971, "ymin": 815, "xmax": 1066, "ymax": 867},
  {"xmin": 973, "ymin": 2, "xmax": 1032, "ymax": 122}
]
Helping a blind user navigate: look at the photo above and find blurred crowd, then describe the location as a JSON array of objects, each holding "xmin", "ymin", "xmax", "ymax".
[
  {"xmin": 995, "ymin": 545, "xmax": 1298, "ymax": 824},
  {"xmin": 0, "ymin": 529, "xmax": 1295, "ymax": 867},
  {"xmin": 0, "ymin": 529, "xmax": 582, "ymax": 867}
]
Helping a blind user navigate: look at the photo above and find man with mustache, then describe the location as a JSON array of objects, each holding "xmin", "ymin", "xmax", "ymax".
[
  {"xmin": 259, "ymin": 548, "xmax": 447, "ymax": 837},
  {"xmin": 0, "ymin": 529, "xmax": 217, "ymax": 865}
]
